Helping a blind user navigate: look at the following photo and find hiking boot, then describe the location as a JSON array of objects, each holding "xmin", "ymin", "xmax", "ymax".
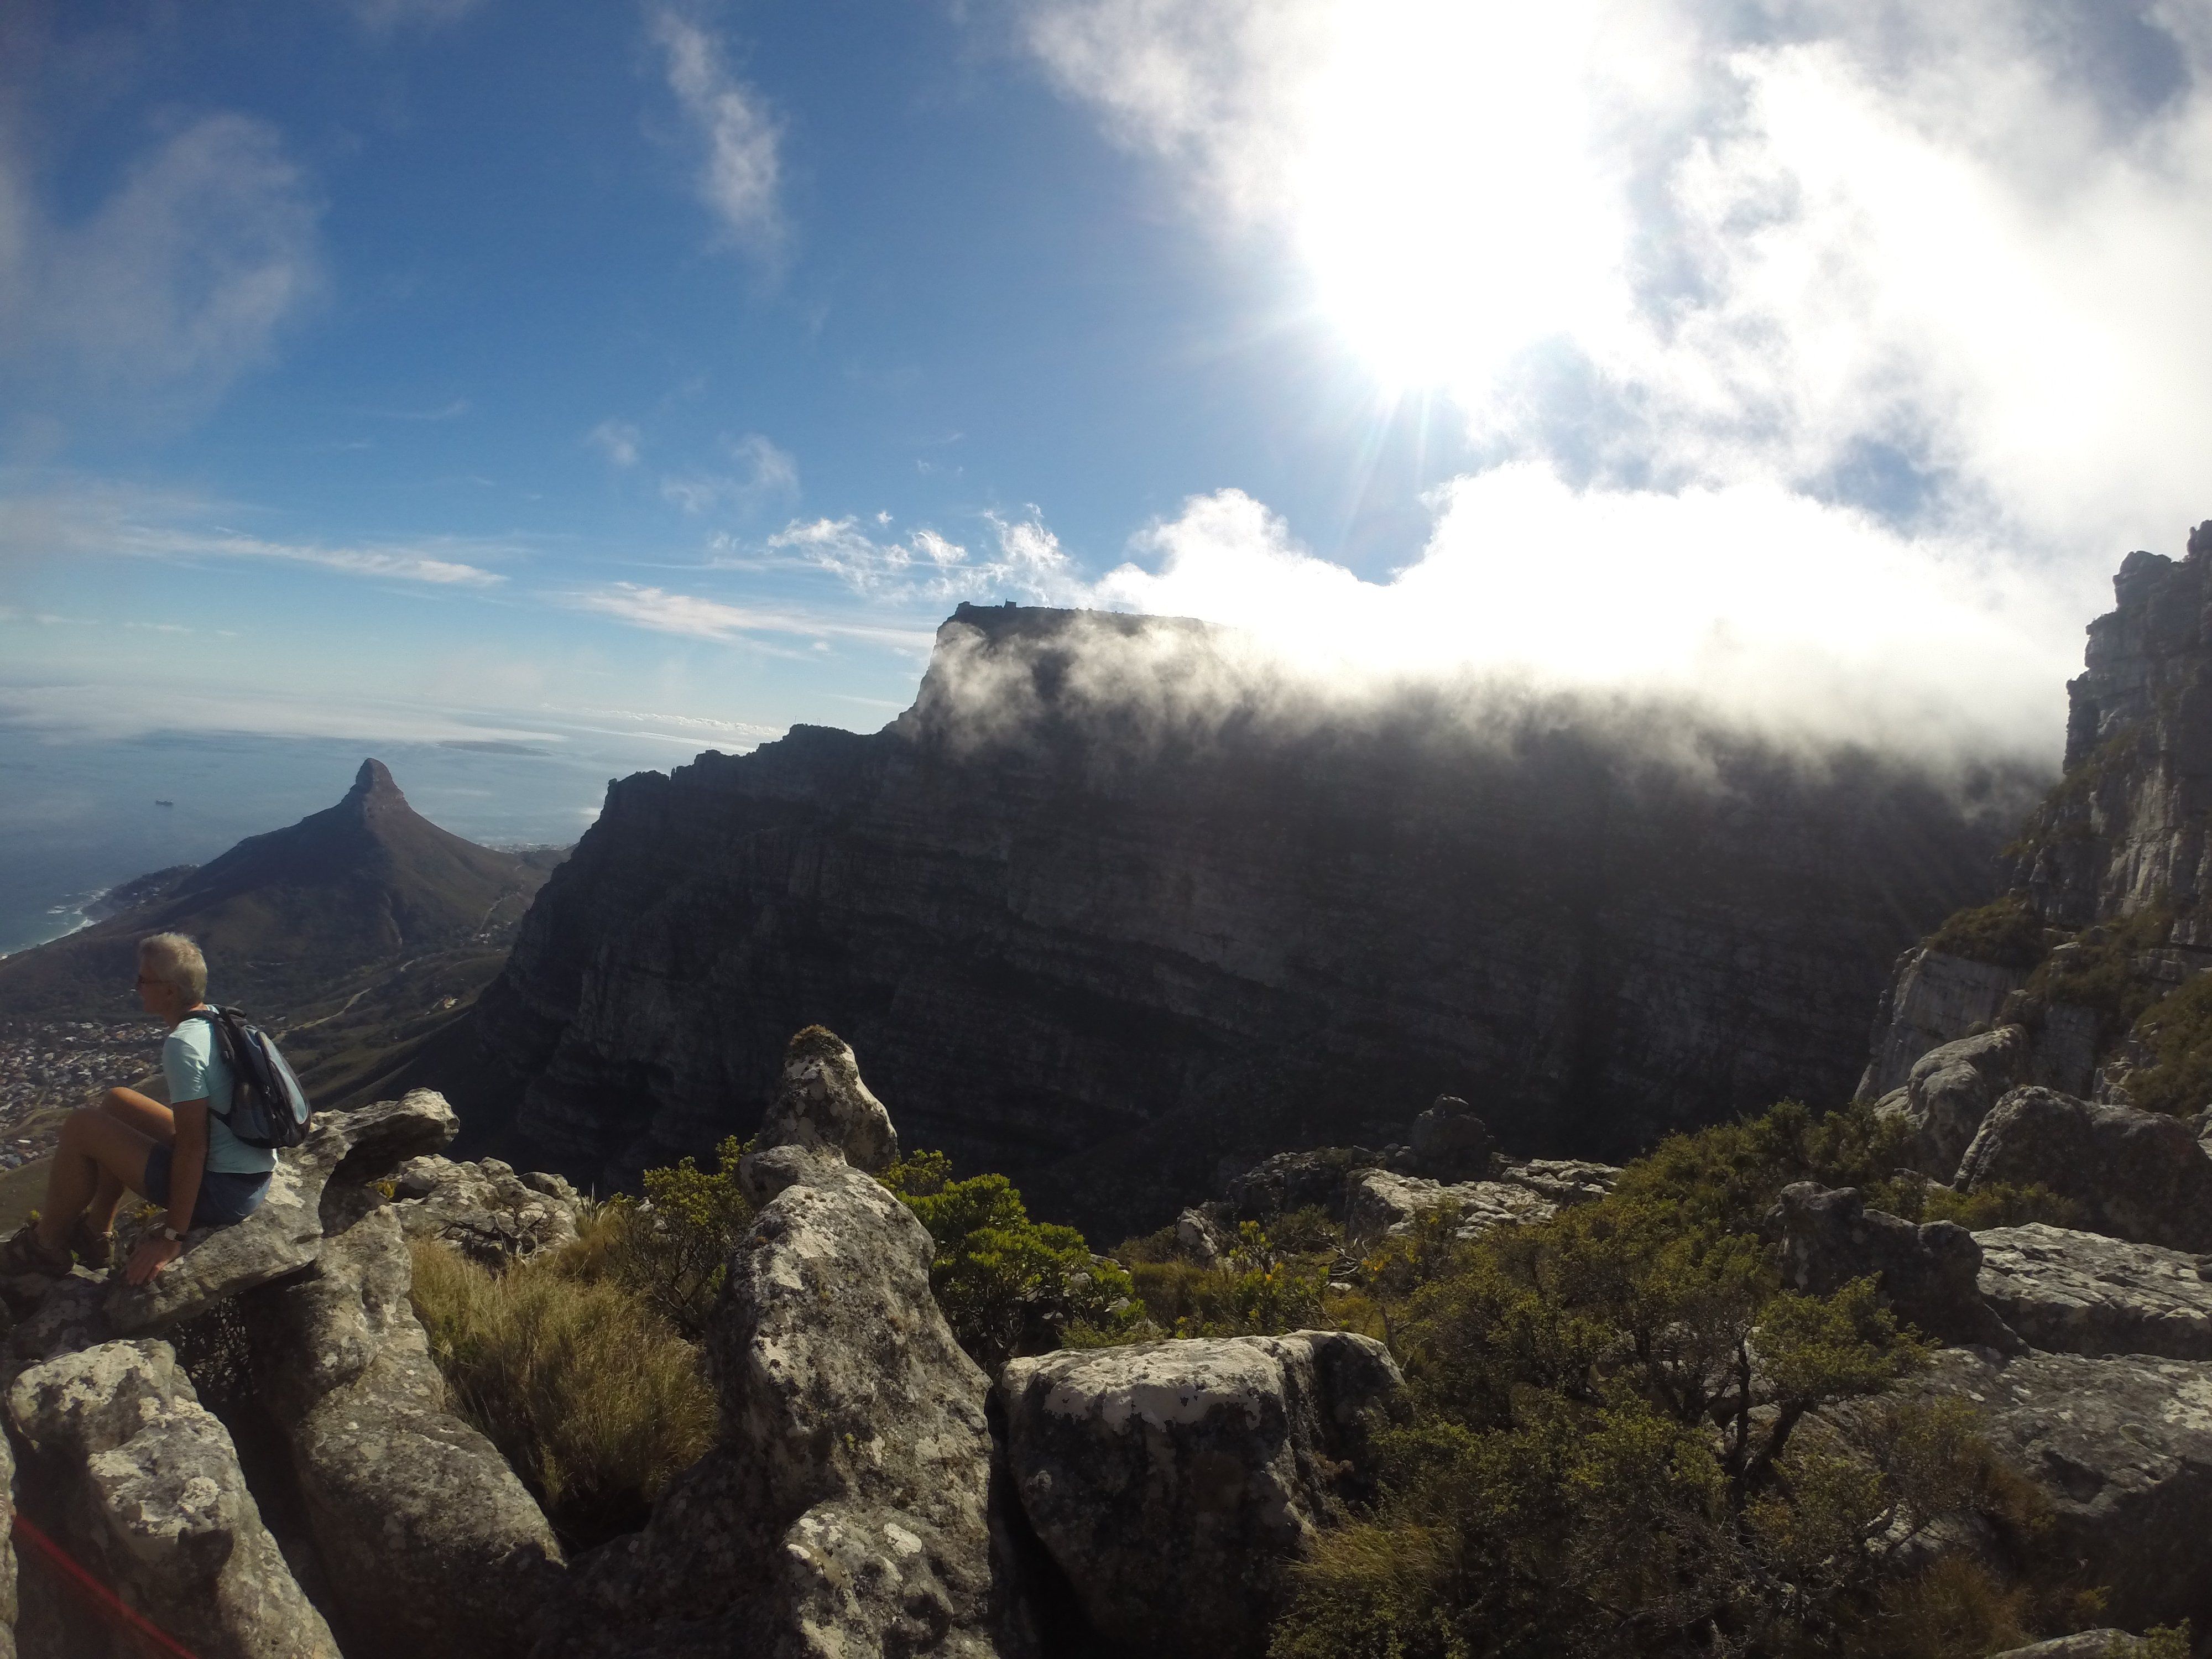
[
  {"xmin": 0, "ymin": 1220, "xmax": 71, "ymax": 1278},
  {"xmin": 65, "ymin": 1217, "xmax": 113, "ymax": 1272}
]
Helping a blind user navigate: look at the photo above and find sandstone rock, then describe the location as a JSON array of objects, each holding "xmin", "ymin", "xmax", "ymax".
[
  {"xmin": 1343, "ymin": 1166, "xmax": 1551, "ymax": 1249},
  {"xmin": 751, "ymin": 1026, "xmax": 898, "ymax": 1173},
  {"xmin": 1500, "ymin": 1157, "xmax": 1619, "ymax": 1207},
  {"xmin": 1224, "ymin": 1146, "xmax": 1380, "ymax": 1224},
  {"xmin": 1405, "ymin": 1096, "xmax": 1493, "ymax": 1181},
  {"xmin": 1975, "ymin": 1223, "xmax": 2212, "ymax": 1359},
  {"xmin": 105, "ymin": 1088, "xmax": 460, "ymax": 1335},
  {"xmin": 1957, "ymin": 1087, "xmax": 2212, "ymax": 1252},
  {"xmin": 1770, "ymin": 1183, "xmax": 2021, "ymax": 1352},
  {"xmin": 998, "ymin": 1332, "xmax": 1401, "ymax": 1659},
  {"xmin": 1175, "ymin": 1205, "xmax": 1232, "ymax": 1266},
  {"xmin": 244, "ymin": 1204, "xmax": 564, "ymax": 1659},
  {"xmin": 390, "ymin": 1152, "xmax": 582, "ymax": 1265},
  {"xmin": 1872, "ymin": 1025, "xmax": 2028, "ymax": 1177},
  {"xmin": 1990, "ymin": 1634, "xmax": 2152, "ymax": 1659},
  {"xmin": 1861, "ymin": 948, "xmax": 2032, "ymax": 1100},
  {"xmin": 0, "ymin": 1411, "xmax": 15, "ymax": 1659},
  {"xmin": 7, "ymin": 1338, "xmax": 341, "ymax": 1659},
  {"xmin": 541, "ymin": 1144, "xmax": 1019, "ymax": 1658},
  {"xmin": 1919, "ymin": 1348, "xmax": 2212, "ymax": 1630}
]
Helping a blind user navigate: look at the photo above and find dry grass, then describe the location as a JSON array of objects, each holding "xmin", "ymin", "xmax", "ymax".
[{"xmin": 409, "ymin": 1223, "xmax": 717, "ymax": 1547}]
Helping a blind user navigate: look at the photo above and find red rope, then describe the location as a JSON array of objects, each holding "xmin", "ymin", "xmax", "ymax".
[{"xmin": 12, "ymin": 1511, "xmax": 202, "ymax": 1659}]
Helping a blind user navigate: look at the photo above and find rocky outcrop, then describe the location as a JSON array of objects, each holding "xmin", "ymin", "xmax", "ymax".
[
  {"xmin": 1921, "ymin": 1347, "xmax": 2212, "ymax": 1631},
  {"xmin": 998, "ymin": 1332, "xmax": 1400, "ymax": 1659},
  {"xmin": 1770, "ymin": 1183, "xmax": 2021, "ymax": 1352},
  {"xmin": 8, "ymin": 1339, "xmax": 342, "ymax": 1659},
  {"xmin": 541, "ymin": 1144, "xmax": 1020, "ymax": 1658},
  {"xmin": 1975, "ymin": 1223, "xmax": 2212, "ymax": 1359},
  {"xmin": 106, "ymin": 1088, "xmax": 461, "ymax": 1334},
  {"xmin": 1863, "ymin": 530, "xmax": 2212, "ymax": 1115},
  {"xmin": 390, "ymin": 1152, "xmax": 582, "ymax": 1265},
  {"xmin": 1991, "ymin": 1635, "xmax": 2158, "ymax": 1659},
  {"xmin": 1224, "ymin": 1147, "xmax": 1384, "ymax": 1225},
  {"xmin": 1860, "ymin": 951, "xmax": 2032, "ymax": 1100},
  {"xmin": 452, "ymin": 603, "xmax": 2010, "ymax": 1235},
  {"xmin": 1343, "ymin": 1167, "xmax": 1554, "ymax": 1248},
  {"xmin": 1871, "ymin": 1025, "xmax": 2027, "ymax": 1178},
  {"xmin": 752, "ymin": 1026, "xmax": 899, "ymax": 1173},
  {"xmin": 246, "ymin": 1204, "xmax": 565, "ymax": 1659},
  {"xmin": 1956, "ymin": 1088, "xmax": 2212, "ymax": 1252}
]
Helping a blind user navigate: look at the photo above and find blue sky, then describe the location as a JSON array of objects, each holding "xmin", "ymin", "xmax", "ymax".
[{"xmin": 7, "ymin": 0, "xmax": 2212, "ymax": 764}]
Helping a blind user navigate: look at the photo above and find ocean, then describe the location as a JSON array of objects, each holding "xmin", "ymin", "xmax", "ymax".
[{"xmin": 0, "ymin": 725, "xmax": 740, "ymax": 957}]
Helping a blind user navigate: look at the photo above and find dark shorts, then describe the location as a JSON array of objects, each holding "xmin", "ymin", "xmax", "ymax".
[{"xmin": 143, "ymin": 1144, "xmax": 272, "ymax": 1228}]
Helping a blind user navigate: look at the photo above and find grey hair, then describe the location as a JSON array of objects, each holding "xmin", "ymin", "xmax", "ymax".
[{"xmin": 137, "ymin": 932, "xmax": 207, "ymax": 1003}]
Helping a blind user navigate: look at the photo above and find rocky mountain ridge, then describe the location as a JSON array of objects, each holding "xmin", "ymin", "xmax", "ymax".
[{"xmin": 444, "ymin": 602, "xmax": 2021, "ymax": 1235}]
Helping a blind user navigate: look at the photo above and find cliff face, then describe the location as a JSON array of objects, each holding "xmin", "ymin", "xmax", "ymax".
[
  {"xmin": 458, "ymin": 605, "xmax": 2016, "ymax": 1233},
  {"xmin": 1863, "ymin": 527, "xmax": 2212, "ymax": 1105}
]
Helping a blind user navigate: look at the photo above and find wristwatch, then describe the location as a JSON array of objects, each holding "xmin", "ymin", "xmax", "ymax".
[{"xmin": 160, "ymin": 1225, "xmax": 185, "ymax": 1244}]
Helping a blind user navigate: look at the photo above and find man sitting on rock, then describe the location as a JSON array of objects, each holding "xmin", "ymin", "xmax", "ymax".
[{"xmin": 2, "ymin": 932, "xmax": 274, "ymax": 1283}]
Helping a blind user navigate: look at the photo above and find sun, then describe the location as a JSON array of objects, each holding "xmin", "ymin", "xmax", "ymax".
[{"xmin": 1288, "ymin": 0, "xmax": 1633, "ymax": 401}]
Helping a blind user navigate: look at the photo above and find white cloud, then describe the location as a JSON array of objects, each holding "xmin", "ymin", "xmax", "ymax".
[
  {"xmin": 648, "ymin": 6, "xmax": 783, "ymax": 254},
  {"xmin": 568, "ymin": 581, "xmax": 932, "ymax": 649},
  {"xmin": 1010, "ymin": 0, "xmax": 2212, "ymax": 756},
  {"xmin": 0, "ymin": 478, "xmax": 508, "ymax": 586},
  {"xmin": 0, "ymin": 112, "xmax": 323, "ymax": 416},
  {"xmin": 588, "ymin": 420, "xmax": 644, "ymax": 468},
  {"xmin": 759, "ymin": 510, "xmax": 1082, "ymax": 604},
  {"xmin": 659, "ymin": 431, "xmax": 799, "ymax": 513}
]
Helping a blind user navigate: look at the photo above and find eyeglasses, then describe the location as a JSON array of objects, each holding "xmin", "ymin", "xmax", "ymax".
[{"xmin": 134, "ymin": 974, "xmax": 159, "ymax": 987}]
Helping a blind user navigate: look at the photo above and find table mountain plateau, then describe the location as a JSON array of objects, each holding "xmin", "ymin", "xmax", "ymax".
[{"xmin": 442, "ymin": 603, "xmax": 2028, "ymax": 1235}]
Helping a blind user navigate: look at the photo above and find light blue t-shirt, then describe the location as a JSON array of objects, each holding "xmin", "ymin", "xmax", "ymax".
[{"xmin": 163, "ymin": 1016, "xmax": 278, "ymax": 1177}]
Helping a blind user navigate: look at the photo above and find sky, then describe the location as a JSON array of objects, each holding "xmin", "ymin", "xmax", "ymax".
[{"xmin": 6, "ymin": 0, "xmax": 2212, "ymax": 766}]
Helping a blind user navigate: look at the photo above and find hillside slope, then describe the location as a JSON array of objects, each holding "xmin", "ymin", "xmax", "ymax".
[
  {"xmin": 0, "ymin": 759, "xmax": 556, "ymax": 1022},
  {"xmin": 437, "ymin": 606, "xmax": 2025, "ymax": 1235}
]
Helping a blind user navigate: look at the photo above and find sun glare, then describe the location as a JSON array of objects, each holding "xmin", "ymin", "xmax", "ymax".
[{"xmin": 1292, "ymin": 0, "xmax": 1628, "ymax": 398}]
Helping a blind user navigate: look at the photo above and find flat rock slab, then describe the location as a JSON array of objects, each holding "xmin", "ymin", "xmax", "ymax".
[
  {"xmin": 1923, "ymin": 1348, "xmax": 2212, "ymax": 1631},
  {"xmin": 106, "ymin": 1089, "xmax": 458, "ymax": 1335},
  {"xmin": 1975, "ymin": 1223, "xmax": 2212, "ymax": 1360}
]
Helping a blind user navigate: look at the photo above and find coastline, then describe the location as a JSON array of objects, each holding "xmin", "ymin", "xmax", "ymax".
[{"xmin": 0, "ymin": 888, "xmax": 107, "ymax": 963}]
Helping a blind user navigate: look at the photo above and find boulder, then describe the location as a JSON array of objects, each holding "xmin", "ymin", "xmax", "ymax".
[
  {"xmin": 1175, "ymin": 1206, "xmax": 1232, "ymax": 1266},
  {"xmin": 1918, "ymin": 1348, "xmax": 2212, "ymax": 1631},
  {"xmin": 1770, "ymin": 1183, "xmax": 2021, "ymax": 1352},
  {"xmin": 243, "ymin": 1204, "xmax": 565, "ymax": 1659},
  {"xmin": 541, "ymin": 1144, "xmax": 1021, "ymax": 1658},
  {"xmin": 750, "ymin": 1025, "xmax": 899, "ymax": 1174},
  {"xmin": 7, "ymin": 1338, "xmax": 342, "ymax": 1659},
  {"xmin": 0, "ymin": 1416, "xmax": 14, "ymax": 1659},
  {"xmin": 1975, "ymin": 1223, "xmax": 2212, "ymax": 1359},
  {"xmin": 1956, "ymin": 1088, "xmax": 2212, "ymax": 1252},
  {"xmin": 1404, "ymin": 1097, "xmax": 1493, "ymax": 1181},
  {"xmin": 1343, "ymin": 1167, "xmax": 1551, "ymax": 1249},
  {"xmin": 106, "ymin": 1089, "xmax": 460, "ymax": 1335},
  {"xmin": 998, "ymin": 1332, "xmax": 1401, "ymax": 1659},
  {"xmin": 1224, "ymin": 1146, "xmax": 1380, "ymax": 1224},
  {"xmin": 1872, "ymin": 1025, "xmax": 2028, "ymax": 1177},
  {"xmin": 390, "ymin": 1153, "xmax": 583, "ymax": 1265}
]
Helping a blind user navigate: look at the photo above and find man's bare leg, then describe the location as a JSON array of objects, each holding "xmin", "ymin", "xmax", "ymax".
[
  {"xmin": 35, "ymin": 1101, "xmax": 159, "ymax": 1251},
  {"xmin": 81, "ymin": 1089, "xmax": 173, "ymax": 1235}
]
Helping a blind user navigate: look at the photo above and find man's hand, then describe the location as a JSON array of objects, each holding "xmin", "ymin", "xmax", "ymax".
[{"xmin": 124, "ymin": 1233, "xmax": 183, "ymax": 1285}]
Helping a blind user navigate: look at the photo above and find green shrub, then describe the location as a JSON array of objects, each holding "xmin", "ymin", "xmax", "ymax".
[
  {"xmin": 1926, "ymin": 895, "xmax": 2048, "ymax": 972},
  {"xmin": 1268, "ymin": 1099, "xmax": 2074, "ymax": 1659},
  {"xmin": 881, "ymin": 1149, "xmax": 1141, "ymax": 1369},
  {"xmin": 2124, "ymin": 972, "xmax": 2212, "ymax": 1117},
  {"xmin": 409, "ymin": 1230, "xmax": 716, "ymax": 1547}
]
